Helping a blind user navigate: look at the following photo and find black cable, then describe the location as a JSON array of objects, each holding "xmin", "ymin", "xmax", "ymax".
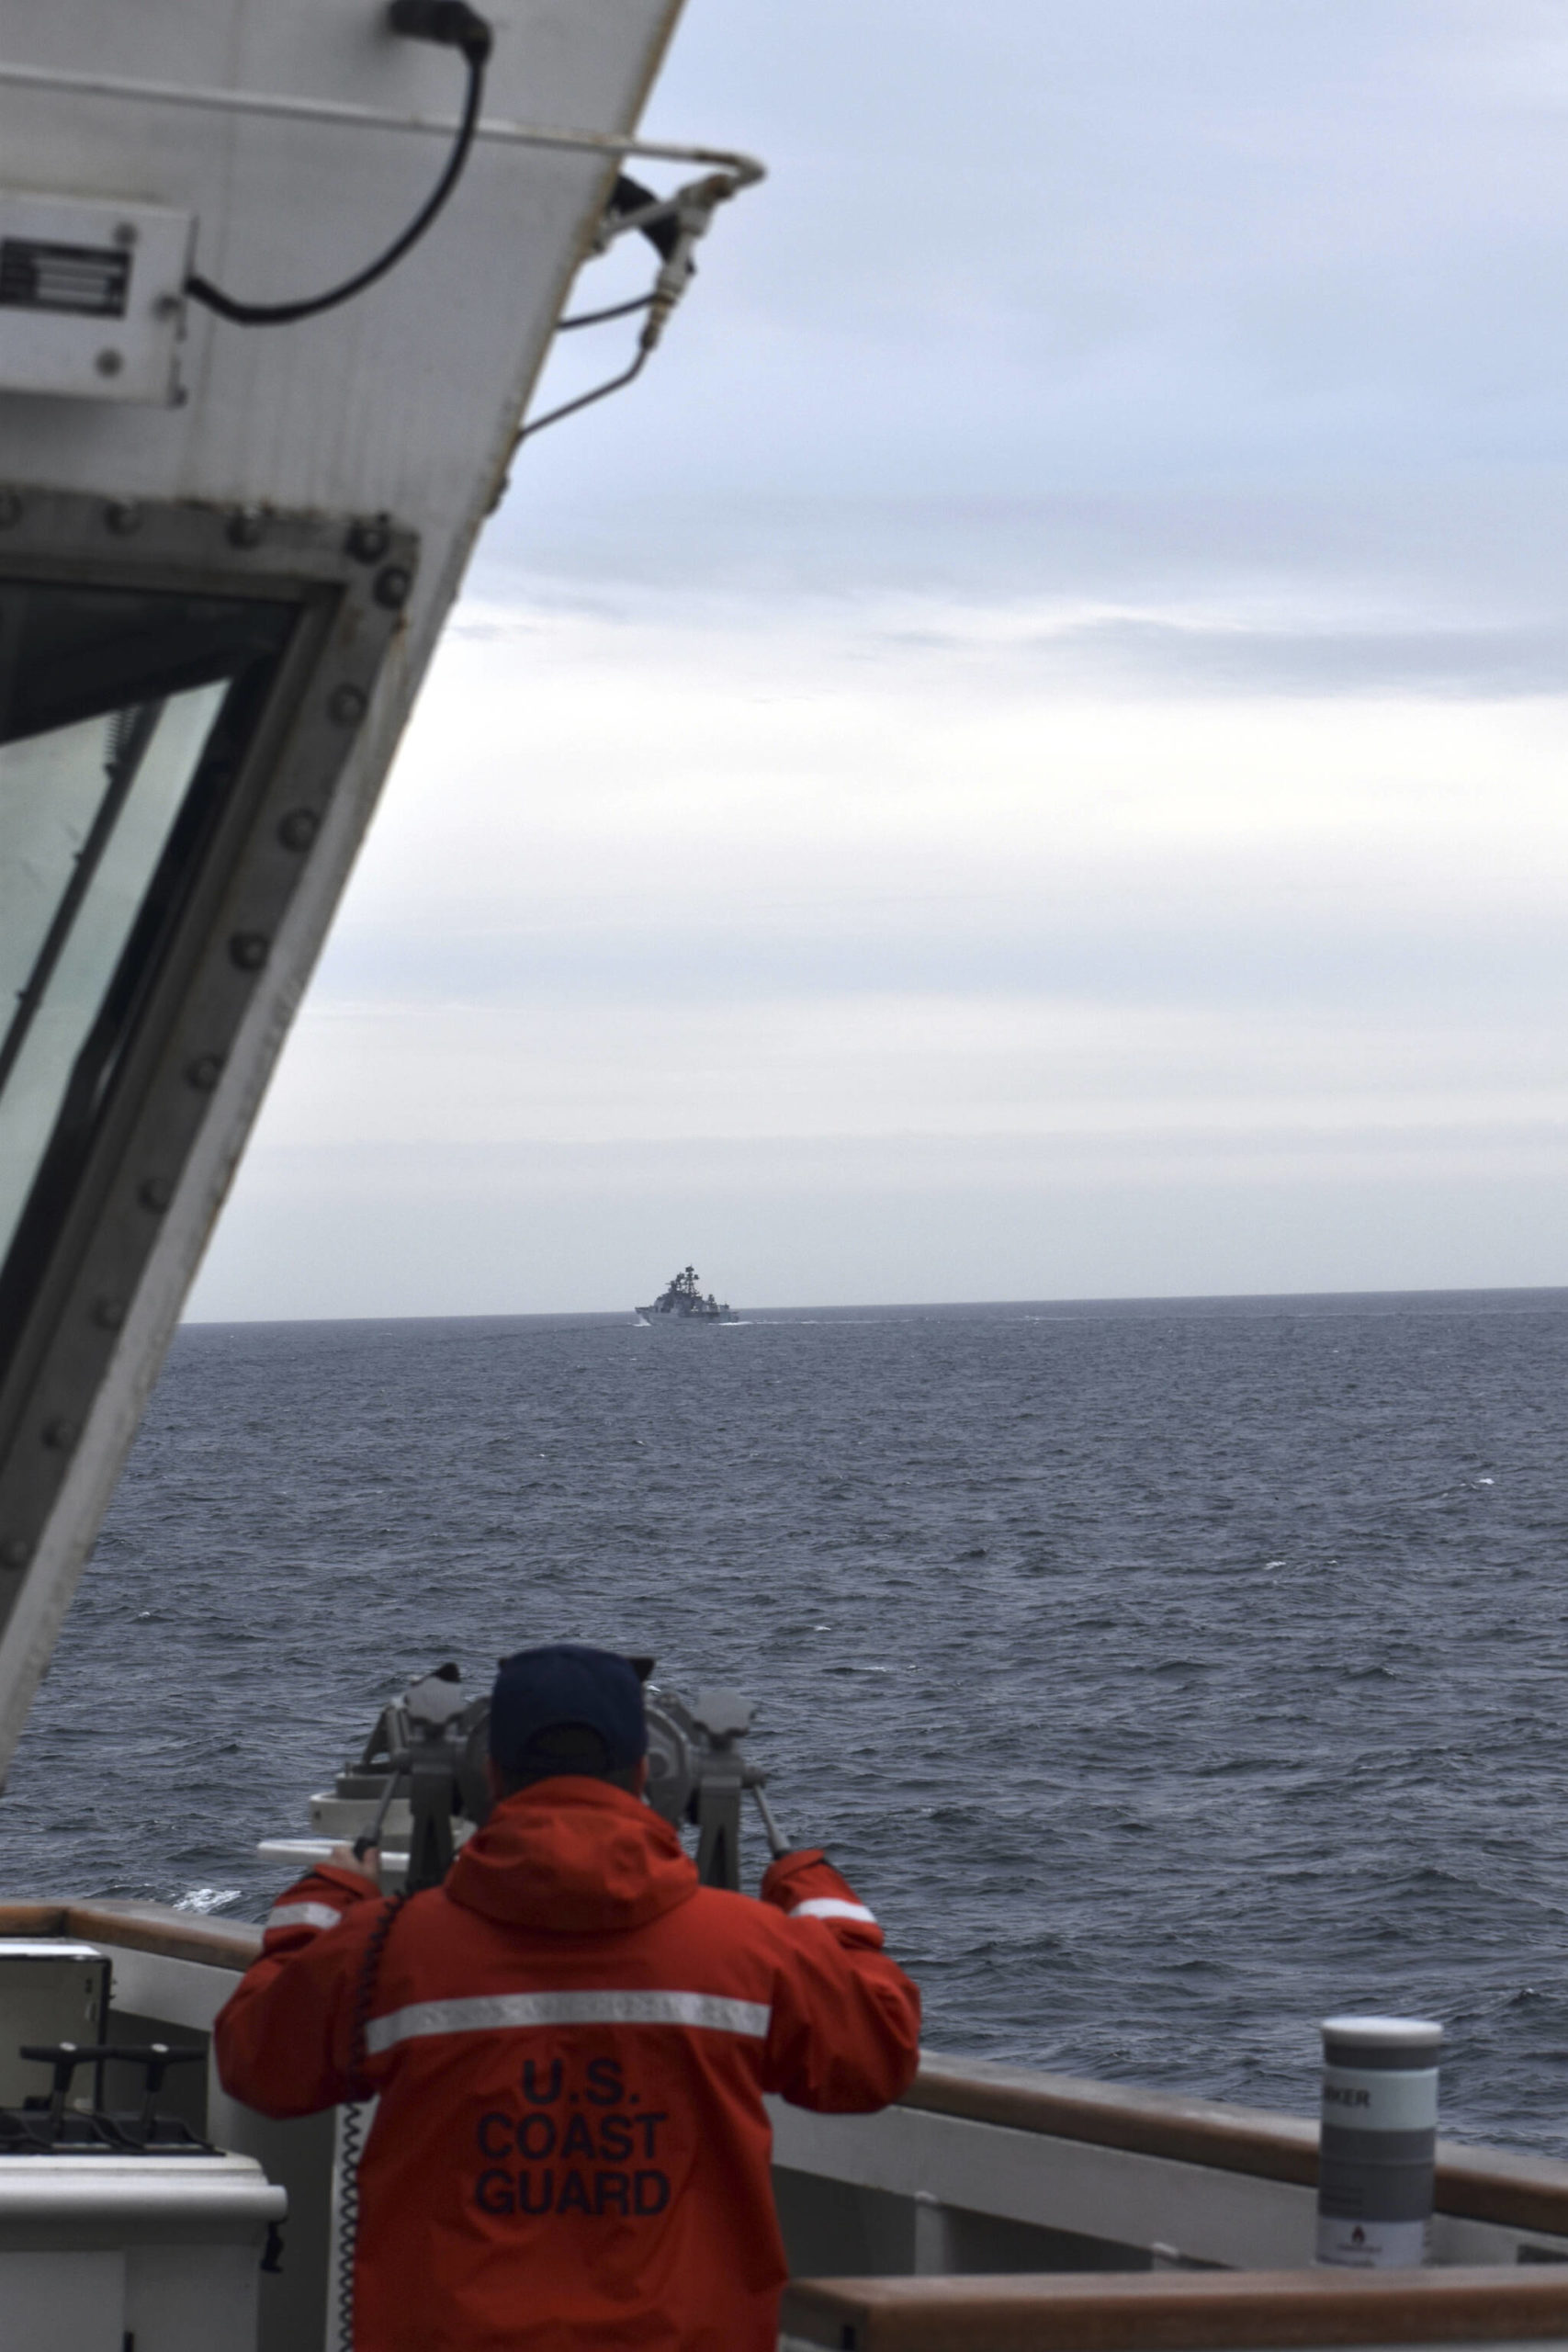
[
  {"xmin": 558, "ymin": 175, "xmax": 692, "ymax": 330},
  {"xmin": 606, "ymin": 173, "xmax": 683, "ymax": 264},
  {"xmin": 557, "ymin": 294, "xmax": 655, "ymax": 332},
  {"xmin": 336, "ymin": 2098, "xmax": 364, "ymax": 2352},
  {"xmin": 187, "ymin": 3, "xmax": 492, "ymax": 330},
  {"xmin": 338, "ymin": 1888, "xmax": 409, "ymax": 2352},
  {"xmin": 514, "ymin": 172, "xmax": 728, "ymax": 448}
]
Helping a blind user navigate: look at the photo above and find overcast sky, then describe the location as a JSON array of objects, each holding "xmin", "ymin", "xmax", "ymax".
[{"xmin": 188, "ymin": 2, "xmax": 1568, "ymax": 1318}]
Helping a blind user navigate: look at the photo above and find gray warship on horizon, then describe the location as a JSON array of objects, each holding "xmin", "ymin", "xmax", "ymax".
[{"xmin": 636, "ymin": 1264, "xmax": 739, "ymax": 1322}]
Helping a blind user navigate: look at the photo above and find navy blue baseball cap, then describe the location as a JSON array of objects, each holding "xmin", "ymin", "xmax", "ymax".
[{"xmin": 490, "ymin": 1644, "xmax": 647, "ymax": 1779}]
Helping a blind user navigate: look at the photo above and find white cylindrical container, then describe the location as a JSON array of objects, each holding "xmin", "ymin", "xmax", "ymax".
[{"xmin": 1316, "ymin": 2015, "xmax": 1442, "ymax": 2268}]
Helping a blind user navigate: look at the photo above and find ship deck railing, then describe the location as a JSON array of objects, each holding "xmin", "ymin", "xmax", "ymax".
[{"xmin": 6, "ymin": 1904, "xmax": 1568, "ymax": 2352}]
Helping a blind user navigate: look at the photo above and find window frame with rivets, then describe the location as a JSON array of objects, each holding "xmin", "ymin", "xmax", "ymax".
[{"xmin": 0, "ymin": 487, "xmax": 418, "ymax": 1760}]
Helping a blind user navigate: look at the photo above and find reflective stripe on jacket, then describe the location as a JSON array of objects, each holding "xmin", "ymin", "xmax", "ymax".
[{"xmin": 214, "ymin": 1777, "xmax": 920, "ymax": 2352}]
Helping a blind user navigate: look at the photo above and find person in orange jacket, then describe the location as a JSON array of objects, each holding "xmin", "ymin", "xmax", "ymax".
[{"xmin": 214, "ymin": 1643, "xmax": 921, "ymax": 2352}]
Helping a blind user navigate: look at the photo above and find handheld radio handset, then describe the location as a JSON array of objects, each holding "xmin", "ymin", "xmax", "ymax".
[{"xmin": 352, "ymin": 1769, "xmax": 403, "ymax": 1862}]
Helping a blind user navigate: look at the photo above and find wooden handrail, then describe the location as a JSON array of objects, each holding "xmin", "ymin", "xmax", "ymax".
[
  {"xmin": 0, "ymin": 1899, "xmax": 260, "ymax": 1972},
  {"xmin": 782, "ymin": 2266, "xmax": 1568, "ymax": 2351},
  {"xmin": 906, "ymin": 2052, "xmax": 1568, "ymax": 2240},
  {"xmin": 5, "ymin": 1908, "xmax": 1568, "ymax": 2241},
  {"xmin": 906, "ymin": 2056, "xmax": 1318, "ymax": 2184}
]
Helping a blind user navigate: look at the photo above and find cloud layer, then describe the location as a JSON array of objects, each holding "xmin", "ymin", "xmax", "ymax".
[{"xmin": 188, "ymin": 4, "xmax": 1568, "ymax": 1317}]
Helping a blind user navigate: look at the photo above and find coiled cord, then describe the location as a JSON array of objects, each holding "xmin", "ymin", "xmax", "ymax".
[
  {"xmin": 337, "ymin": 1890, "xmax": 409, "ymax": 2352},
  {"xmin": 335, "ymin": 2098, "xmax": 367, "ymax": 2352}
]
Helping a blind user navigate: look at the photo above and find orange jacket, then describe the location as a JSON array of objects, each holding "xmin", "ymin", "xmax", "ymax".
[{"xmin": 214, "ymin": 1780, "xmax": 920, "ymax": 2351}]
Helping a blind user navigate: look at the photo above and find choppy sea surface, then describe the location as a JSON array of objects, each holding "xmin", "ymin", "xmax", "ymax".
[{"xmin": 9, "ymin": 1290, "xmax": 1568, "ymax": 2154}]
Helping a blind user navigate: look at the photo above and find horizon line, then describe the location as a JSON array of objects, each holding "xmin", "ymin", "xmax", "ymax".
[{"xmin": 180, "ymin": 1280, "xmax": 1568, "ymax": 1331}]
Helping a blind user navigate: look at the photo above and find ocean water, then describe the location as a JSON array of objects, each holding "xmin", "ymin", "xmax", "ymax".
[{"xmin": 9, "ymin": 1289, "xmax": 1568, "ymax": 2155}]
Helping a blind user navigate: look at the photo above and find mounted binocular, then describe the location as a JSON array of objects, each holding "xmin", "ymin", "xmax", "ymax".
[{"xmin": 307, "ymin": 1661, "xmax": 789, "ymax": 1894}]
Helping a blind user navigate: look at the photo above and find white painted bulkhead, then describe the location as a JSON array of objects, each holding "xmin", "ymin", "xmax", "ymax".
[{"xmin": 0, "ymin": 0, "xmax": 752, "ymax": 1775}]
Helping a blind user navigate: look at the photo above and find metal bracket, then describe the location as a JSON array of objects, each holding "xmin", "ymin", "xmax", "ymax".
[{"xmin": 0, "ymin": 61, "xmax": 765, "ymax": 191}]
